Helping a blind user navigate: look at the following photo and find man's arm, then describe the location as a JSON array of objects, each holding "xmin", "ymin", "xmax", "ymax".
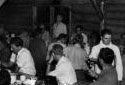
[
  {"xmin": 46, "ymin": 55, "xmax": 54, "ymax": 75},
  {"xmin": 114, "ymin": 47, "xmax": 123, "ymax": 82},
  {"xmin": 89, "ymin": 46, "xmax": 99, "ymax": 59}
]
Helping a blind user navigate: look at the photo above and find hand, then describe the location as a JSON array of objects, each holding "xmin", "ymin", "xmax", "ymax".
[
  {"xmin": 88, "ymin": 70, "xmax": 98, "ymax": 78},
  {"xmin": 48, "ymin": 54, "xmax": 54, "ymax": 64},
  {"xmin": 90, "ymin": 58, "xmax": 97, "ymax": 62}
]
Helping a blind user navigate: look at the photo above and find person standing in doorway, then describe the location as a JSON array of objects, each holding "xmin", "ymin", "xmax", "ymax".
[{"xmin": 53, "ymin": 14, "xmax": 67, "ymax": 39}]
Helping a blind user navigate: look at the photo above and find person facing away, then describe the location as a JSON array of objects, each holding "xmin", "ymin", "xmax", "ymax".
[
  {"xmin": 41, "ymin": 25, "xmax": 51, "ymax": 47},
  {"xmin": 10, "ymin": 37, "xmax": 36, "ymax": 75},
  {"xmin": 29, "ymin": 27, "xmax": 47, "ymax": 78},
  {"xmin": 89, "ymin": 29, "xmax": 123, "ymax": 84},
  {"xmin": 53, "ymin": 14, "xmax": 67, "ymax": 38},
  {"xmin": 46, "ymin": 44, "xmax": 77, "ymax": 85},
  {"xmin": 89, "ymin": 48, "xmax": 118, "ymax": 85},
  {"xmin": 64, "ymin": 34, "xmax": 88, "ymax": 84},
  {"xmin": 71, "ymin": 25, "xmax": 89, "ymax": 55}
]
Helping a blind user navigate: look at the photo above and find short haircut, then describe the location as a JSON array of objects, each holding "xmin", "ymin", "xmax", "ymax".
[
  {"xmin": 0, "ymin": 69, "xmax": 11, "ymax": 85},
  {"xmin": 98, "ymin": 48, "xmax": 115, "ymax": 65},
  {"xmin": 73, "ymin": 34, "xmax": 83, "ymax": 44},
  {"xmin": 57, "ymin": 33, "xmax": 67, "ymax": 41},
  {"xmin": 52, "ymin": 44, "xmax": 63, "ymax": 55},
  {"xmin": 10, "ymin": 37, "xmax": 23, "ymax": 47},
  {"xmin": 101, "ymin": 29, "xmax": 112, "ymax": 37}
]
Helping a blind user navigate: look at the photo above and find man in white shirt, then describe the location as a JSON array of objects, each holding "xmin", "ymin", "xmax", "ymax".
[
  {"xmin": 10, "ymin": 37, "xmax": 36, "ymax": 75},
  {"xmin": 46, "ymin": 33, "xmax": 67, "ymax": 61},
  {"xmin": 53, "ymin": 14, "xmax": 67, "ymax": 38},
  {"xmin": 46, "ymin": 44, "xmax": 77, "ymax": 85},
  {"xmin": 89, "ymin": 29, "xmax": 123, "ymax": 85}
]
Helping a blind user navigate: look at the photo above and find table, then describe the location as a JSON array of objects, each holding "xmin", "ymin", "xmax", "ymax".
[{"xmin": 10, "ymin": 73, "xmax": 37, "ymax": 85}]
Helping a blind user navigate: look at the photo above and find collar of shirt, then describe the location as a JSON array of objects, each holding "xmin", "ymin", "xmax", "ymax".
[
  {"xmin": 56, "ymin": 56, "xmax": 67, "ymax": 67},
  {"xmin": 74, "ymin": 44, "xmax": 81, "ymax": 48},
  {"xmin": 17, "ymin": 48, "xmax": 25, "ymax": 56},
  {"xmin": 100, "ymin": 40, "xmax": 113, "ymax": 47}
]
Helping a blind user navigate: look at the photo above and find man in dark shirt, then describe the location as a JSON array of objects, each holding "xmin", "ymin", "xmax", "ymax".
[
  {"xmin": 89, "ymin": 48, "xmax": 118, "ymax": 85},
  {"xmin": 29, "ymin": 28, "xmax": 47, "ymax": 78}
]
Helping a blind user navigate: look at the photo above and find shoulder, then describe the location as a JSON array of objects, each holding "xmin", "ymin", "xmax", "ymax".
[
  {"xmin": 110, "ymin": 43, "xmax": 120, "ymax": 51},
  {"xmin": 111, "ymin": 43, "xmax": 119, "ymax": 48},
  {"xmin": 92, "ymin": 44, "xmax": 101, "ymax": 50},
  {"xmin": 60, "ymin": 22, "xmax": 66, "ymax": 26},
  {"xmin": 22, "ymin": 48, "xmax": 30, "ymax": 52},
  {"xmin": 19, "ymin": 48, "xmax": 31, "ymax": 56}
]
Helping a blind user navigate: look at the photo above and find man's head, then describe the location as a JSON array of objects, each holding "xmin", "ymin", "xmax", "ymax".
[
  {"xmin": 101, "ymin": 29, "xmax": 112, "ymax": 45},
  {"xmin": 10, "ymin": 37, "xmax": 23, "ymax": 53},
  {"xmin": 57, "ymin": 14, "xmax": 63, "ymax": 22},
  {"xmin": 51, "ymin": 44, "xmax": 64, "ymax": 61},
  {"xmin": 75, "ymin": 25, "xmax": 84, "ymax": 34},
  {"xmin": 98, "ymin": 48, "xmax": 115, "ymax": 69}
]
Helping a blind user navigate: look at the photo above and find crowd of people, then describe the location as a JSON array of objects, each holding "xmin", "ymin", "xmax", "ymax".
[{"xmin": 0, "ymin": 14, "xmax": 124, "ymax": 85}]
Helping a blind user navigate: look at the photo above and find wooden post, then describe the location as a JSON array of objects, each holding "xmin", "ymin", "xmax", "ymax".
[
  {"xmin": 50, "ymin": 6, "xmax": 55, "ymax": 38},
  {"xmin": 32, "ymin": 0, "xmax": 37, "ymax": 29},
  {"xmin": 69, "ymin": 5, "xmax": 72, "ymax": 42}
]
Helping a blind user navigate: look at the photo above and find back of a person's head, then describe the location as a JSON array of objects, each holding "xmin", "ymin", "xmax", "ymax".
[
  {"xmin": 31, "ymin": 27, "xmax": 42, "ymax": 38},
  {"xmin": 57, "ymin": 14, "xmax": 63, "ymax": 18},
  {"xmin": 57, "ymin": 33, "xmax": 67, "ymax": 44},
  {"xmin": 98, "ymin": 48, "xmax": 115, "ymax": 65},
  {"xmin": 73, "ymin": 34, "xmax": 83, "ymax": 45},
  {"xmin": 0, "ymin": 69, "xmax": 11, "ymax": 85},
  {"xmin": 10, "ymin": 37, "xmax": 23, "ymax": 47},
  {"xmin": 101, "ymin": 29, "xmax": 112, "ymax": 37},
  {"xmin": 52, "ymin": 44, "xmax": 63, "ymax": 55}
]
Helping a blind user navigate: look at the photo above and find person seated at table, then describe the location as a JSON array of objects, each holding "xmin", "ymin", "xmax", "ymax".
[
  {"xmin": 88, "ymin": 48, "xmax": 118, "ymax": 85},
  {"xmin": 10, "ymin": 37, "xmax": 36, "ymax": 76},
  {"xmin": 46, "ymin": 44, "xmax": 77, "ymax": 85},
  {"xmin": 0, "ymin": 69, "xmax": 11, "ymax": 85},
  {"xmin": 0, "ymin": 38, "xmax": 11, "ymax": 69}
]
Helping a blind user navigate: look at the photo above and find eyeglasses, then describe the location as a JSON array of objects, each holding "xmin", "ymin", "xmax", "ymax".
[{"xmin": 103, "ymin": 38, "xmax": 111, "ymax": 40}]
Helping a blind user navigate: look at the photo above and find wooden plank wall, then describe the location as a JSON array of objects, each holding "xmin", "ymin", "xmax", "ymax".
[
  {"xmin": 0, "ymin": 0, "xmax": 101, "ymax": 35},
  {"xmin": 0, "ymin": 0, "xmax": 33, "ymax": 34},
  {"xmin": 105, "ymin": 0, "xmax": 125, "ymax": 44},
  {"xmin": 71, "ymin": 2, "xmax": 101, "ymax": 34}
]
